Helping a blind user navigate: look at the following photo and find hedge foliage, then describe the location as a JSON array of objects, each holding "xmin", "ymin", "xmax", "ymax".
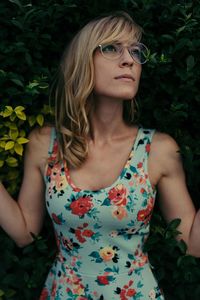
[{"xmin": 0, "ymin": 0, "xmax": 200, "ymax": 299}]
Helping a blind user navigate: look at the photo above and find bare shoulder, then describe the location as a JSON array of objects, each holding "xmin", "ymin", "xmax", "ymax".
[
  {"xmin": 25, "ymin": 125, "xmax": 53, "ymax": 171},
  {"xmin": 152, "ymin": 131, "xmax": 180, "ymax": 155},
  {"xmin": 150, "ymin": 131, "xmax": 182, "ymax": 178}
]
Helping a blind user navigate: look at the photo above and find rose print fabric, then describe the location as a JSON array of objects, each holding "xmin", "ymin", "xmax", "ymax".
[{"xmin": 40, "ymin": 127, "xmax": 165, "ymax": 300}]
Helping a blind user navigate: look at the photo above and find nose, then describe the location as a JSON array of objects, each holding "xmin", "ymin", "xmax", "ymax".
[{"xmin": 119, "ymin": 47, "xmax": 134, "ymax": 67}]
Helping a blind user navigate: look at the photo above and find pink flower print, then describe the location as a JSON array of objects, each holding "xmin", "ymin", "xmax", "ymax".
[
  {"xmin": 146, "ymin": 143, "xmax": 151, "ymax": 153},
  {"xmin": 51, "ymin": 280, "xmax": 57, "ymax": 297},
  {"xmin": 149, "ymin": 289, "xmax": 156, "ymax": 299},
  {"xmin": 52, "ymin": 213, "xmax": 64, "ymax": 225},
  {"xmin": 108, "ymin": 184, "xmax": 127, "ymax": 206},
  {"xmin": 109, "ymin": 230, "xmax": 118, "ymax": 237},
  {"xmin": 39, "ymin": 287, "xmax": 49, "ymax": 300},
  {"xmin": 137, "ymin": 162, "xmax": 143, "ymax": 168}
]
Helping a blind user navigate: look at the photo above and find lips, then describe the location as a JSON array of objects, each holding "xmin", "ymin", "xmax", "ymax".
[{"xmin": 114, "ymin": 74, "xmax": 135, "ymax": 81}]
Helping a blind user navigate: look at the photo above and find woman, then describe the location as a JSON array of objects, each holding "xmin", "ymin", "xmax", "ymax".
[{"xmin": 0, "ymin": 11, "xmax": 199, "ymax": 300}]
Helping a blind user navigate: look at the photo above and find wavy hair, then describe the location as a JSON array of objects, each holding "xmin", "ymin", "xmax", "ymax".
[{"xmin": 53, "ymin": 11, "xmax": 143, "ymax": 168}]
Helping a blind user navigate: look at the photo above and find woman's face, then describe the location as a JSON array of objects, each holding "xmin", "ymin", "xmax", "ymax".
[{"xmin": 93, "ymin": 38, "xmax": 142, "ymax": 102}]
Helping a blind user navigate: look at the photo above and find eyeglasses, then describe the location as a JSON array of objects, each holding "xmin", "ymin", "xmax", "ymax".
[{"xmin": 98, "ymin": 42, "xmax": 149, "ymax": 64}]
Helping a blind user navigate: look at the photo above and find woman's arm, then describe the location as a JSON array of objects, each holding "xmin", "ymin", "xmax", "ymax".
[
  {"xmin": 0, "ymin": 126, "xmax": 51, "ymax": 247},
  {"xmin": 152, "ymin": 133, "xmax": 200, "ymax": 257}
]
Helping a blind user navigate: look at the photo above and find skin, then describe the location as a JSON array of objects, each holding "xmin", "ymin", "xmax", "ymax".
[{"xmin": 0, "ymin": 38, "xmax": 199, "ymax": 257}]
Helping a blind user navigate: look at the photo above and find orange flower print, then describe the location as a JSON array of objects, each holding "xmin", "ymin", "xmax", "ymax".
[
  {"xmin": 112, "ymin": 206, "xmax": 128, "ymax": 221},
  {"xmin": 108, "ymin": 184, "xmax": 127, "ymax": 206},
  {"xmin": 96, "ymin": 273, "xmax": 115, "ymax": 286},
  {"xmin": 137, "ymin": 208, "xmax": 151, "ymax": 224},
  {"xmin": 55, "ymin": 175, "xmax": 68, "ymax": 191},
  {"xmin": 70, "ymin": 196, "xmax": 93, "ymax": 216},
  {"xmin": 75, "ymin": 223, "xmax": 94, "ymax": 243},
  {"xmin": 137, "ymin": 197, "xmax": 154, "ymax": 224},
  {"xmin": 115, "ymin": 280, "xmax": 137, "ymax": 300},
  {"xmin": 99, "ymin": 246, "xmax": 116, "ymax": 261},
  {"xmin": 96, "ymin": 275, "xmax": 109, "ymax": 285}
]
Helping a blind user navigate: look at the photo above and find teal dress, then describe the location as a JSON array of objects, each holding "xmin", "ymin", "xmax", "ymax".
[{"xmin": 40, "ymin": 127, "xmax": 164, "ymax": 300}]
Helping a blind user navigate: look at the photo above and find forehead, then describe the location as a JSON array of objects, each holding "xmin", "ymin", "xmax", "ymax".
[{"xmin": 99, "ymin": 27, "xmax": 139, "ymax": 46}]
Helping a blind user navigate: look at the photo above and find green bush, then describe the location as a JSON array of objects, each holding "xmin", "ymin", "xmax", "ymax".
[{"xmin": 0, "ymin": 0, "xmax": 199, "ymax": 299}]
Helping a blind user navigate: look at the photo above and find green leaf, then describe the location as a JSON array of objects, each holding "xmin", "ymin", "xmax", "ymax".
[
  {"xmin": 6, "ymin": 157, "xmax": 18, "ymax": 167},
  {"xmin": 186, "ymin": 55, "xmax": 195, "ymax": 71},
  {"xmin": 167, "ymin": 218, "xmax": 181, "ymax": 231},
  {"xmin": 10, "ymin": 79, "xmax": 24, "ymax": 87}
]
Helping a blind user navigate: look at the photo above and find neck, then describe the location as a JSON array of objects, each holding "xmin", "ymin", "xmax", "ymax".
[{"xmin": 89, "ymin": 97, "xmax": 129, "ymax": 142}]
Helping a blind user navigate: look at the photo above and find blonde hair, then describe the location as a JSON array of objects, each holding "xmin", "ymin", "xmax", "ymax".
[{"xmin": 53, "ymin": 11, "xmax": 143, "ymax": 168}]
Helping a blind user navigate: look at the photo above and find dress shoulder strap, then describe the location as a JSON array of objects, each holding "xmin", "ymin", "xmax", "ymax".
[
  {"xmin": 47, "ymin": 127, "xmax": 58, "ymax": 164},
  {"xmin": 132, "ymin": 127, "xmax": 155, "ymax": 163}
]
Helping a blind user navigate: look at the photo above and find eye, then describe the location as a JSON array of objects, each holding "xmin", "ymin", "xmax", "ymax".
[
  {"xmin": 129, "ymin": 45, "xmax": 141, "ymax": 57},
  {"xmin": 101, "ymin": 44, "xmax": 118, "ymax": 53}
]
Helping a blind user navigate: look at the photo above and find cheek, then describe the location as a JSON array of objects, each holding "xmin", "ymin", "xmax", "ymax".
[{"xmin": 93, "ymin": 69, "xmax": 110, "ymax": 94}]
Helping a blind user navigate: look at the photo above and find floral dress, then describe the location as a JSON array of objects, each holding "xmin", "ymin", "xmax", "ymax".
[{"xmin": 40, "ymin": 127, "xmax": 165, "ymax": 300}]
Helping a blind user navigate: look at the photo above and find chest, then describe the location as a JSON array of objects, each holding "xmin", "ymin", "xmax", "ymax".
[{"xmin": 69, "ymin": 141, "xmax": 134, "ymax": 191}]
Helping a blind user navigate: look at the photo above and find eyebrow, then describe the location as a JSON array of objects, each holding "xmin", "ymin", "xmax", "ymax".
[{"xmin": 106, "ymin": 41, "xmax": 140, "ymax": 47}]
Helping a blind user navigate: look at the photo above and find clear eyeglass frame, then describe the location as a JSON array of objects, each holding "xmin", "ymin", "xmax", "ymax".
[{"xmin": 98, "ymin": 42, "xmax": 149, "ymax": 65}]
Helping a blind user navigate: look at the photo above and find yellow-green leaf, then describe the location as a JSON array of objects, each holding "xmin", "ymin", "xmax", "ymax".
[
  {"xmin": 5, "ymin": 141, "xmax": 15, "ymax": 150},
  {"xmin": 6, "ymin": 157, "xmax": 18, "ymax": 167},
  {"xmin": 9, "ymin": 129, "xmax": 19, "ymax": 140},
  {"xmin": 36, "ymin": 114, "xmax": 44, "ymax": 126},
  {"xmin": 0, "ymin": 141, "xmax": 6, "ymax": 148},
  {"xmin": 28, "ymin": 115, "xmax": 36, "ymax": 127},
  {"xmin": 10, "ymin": 114, "xmax": 16, "ymax": 122},
  {"xmin": 28, "ymin": 82, "xmax": 39, "ymax": 89},
  {"xmin": 19, "ymin": 129, "xmax": 26, "ymax": 137},
  {"xmin": 14, "ymin": 143, "xmax": 23, "ymax": 155},
  {"xmin": 15, "ymin": 111, "xmax": 26, "ymax": 120},
  {"xmin": 0, "ymin": 135, "xmax": 9, "ymax": 141},
  {"xmin": 17, "ymin": 137, "xmax": 29, "ymax": 144},
  {"xmin": 3, "ymin": 106, "xmax": 13, "ymax": 117},
  {"xmin": 14, "ymin": 106, "xmax": 25, "ymax": 113},
  {"xmin": 0, "ymin": 160, "xmax": 4, "ymax": 167},
  {"xmin": 7, "ymin": 122, "xmax": 18, "ymax": 130}
]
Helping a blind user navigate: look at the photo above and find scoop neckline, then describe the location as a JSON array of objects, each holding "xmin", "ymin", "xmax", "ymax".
[{"xmin": 64, "ymin": 126, "xmax": 142, "ymax": 194}]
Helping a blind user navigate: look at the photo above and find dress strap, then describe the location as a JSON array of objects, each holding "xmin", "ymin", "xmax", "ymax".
[
  {"xmin": 131, "ymin": 128, "xmax": 155, "ymax": 166},
  {"xmin": 47, "ymin": 127, "xmax": 58, "ymax": 163}
]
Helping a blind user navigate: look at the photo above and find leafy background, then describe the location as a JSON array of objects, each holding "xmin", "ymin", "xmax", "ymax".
[{"xmin": 0, "ymin": 0, "xmax": 199, "ymax": 299}]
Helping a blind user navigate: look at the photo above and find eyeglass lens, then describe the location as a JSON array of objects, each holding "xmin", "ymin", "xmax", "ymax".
[{"xmin": 99, "ymin": 43, "xmax": 148, "ymax": 64}]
